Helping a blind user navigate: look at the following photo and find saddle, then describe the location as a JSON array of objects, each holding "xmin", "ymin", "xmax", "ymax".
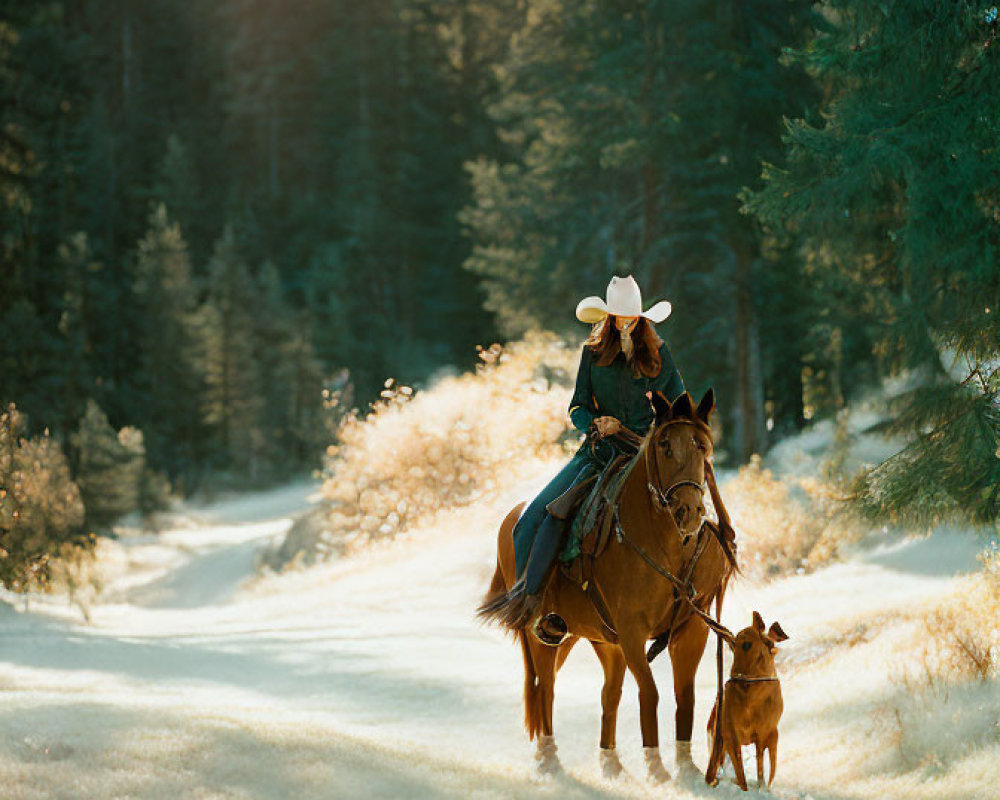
[{"xmin": 550, "ymin": 446, "xmax": 642, "ymax": 579}]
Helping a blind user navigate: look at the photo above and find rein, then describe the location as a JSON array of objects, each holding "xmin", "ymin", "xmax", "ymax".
[
  {"xmin": 611, "ymin": 417, "xmax": 739, "ymax": 788},
  {"xmin": 608, "ymin": 418, "xmax": 735, "ymax": 641}
]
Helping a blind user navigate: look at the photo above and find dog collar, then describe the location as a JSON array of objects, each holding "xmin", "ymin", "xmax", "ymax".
[{"xmin": 727, "ymin": 674, "xmax": 779, "ymax": 684}]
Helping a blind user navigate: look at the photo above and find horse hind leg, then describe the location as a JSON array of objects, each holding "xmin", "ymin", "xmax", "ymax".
[
  {"xmin": 525, "ymin": 633, "xmax": 562, "ymax": 774},
  {"xmin": 591, "ymin": 641, "xmax": 626, "ymax": 779}
]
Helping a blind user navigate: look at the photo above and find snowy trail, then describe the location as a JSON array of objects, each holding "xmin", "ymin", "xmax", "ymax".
[{"xmin": 0, "ymin": 471, "xmax": 991, "ymax": 800}]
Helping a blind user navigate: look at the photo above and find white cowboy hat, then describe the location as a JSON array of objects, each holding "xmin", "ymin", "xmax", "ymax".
[{"xmin": 575, "ymin": 275, "xmax": 672, "ymax": 325}]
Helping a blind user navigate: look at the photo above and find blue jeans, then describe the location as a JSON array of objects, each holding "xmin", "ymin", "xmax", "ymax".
[{"xmin": 512, "ymin": 442, "xmax": 612, "ymax": 590}]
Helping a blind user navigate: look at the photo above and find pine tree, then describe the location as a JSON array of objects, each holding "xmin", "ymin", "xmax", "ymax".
[
  {"xmin": 744, "ymin": 0, "xmax": 1000, "ymax": 523},
  {"xmin": 149, "ymin": 134, "xmax": 212, "ymax": 259},
  {"xmin": 70, "ymin": 399, "xmax": 145, "ymax": 531},
  {"xmin": 197, "ymin": 226, "xmax": 264, "ymax": 475},
  {"xmin": 254, "ymin": 261, "xmax": 325, "ymax": 471},
  {"xmin": 461, "ymin": 0, "xmax": 818, "ymax": 461},
  {"xmin": 132, "ymin": 204, "xmax": 206, "ymax": 487}
]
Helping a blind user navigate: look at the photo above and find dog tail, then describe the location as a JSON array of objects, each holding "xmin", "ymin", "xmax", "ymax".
[{"xmin": 705, "ymin": 698, "xmax": 724, "ymax": 786}]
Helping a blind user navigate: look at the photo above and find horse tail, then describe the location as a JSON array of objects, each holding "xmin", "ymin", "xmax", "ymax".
[
  {"xmin": 486, "ymin": 558, "xmax": 505, "ymax": 598},
  {"xmin": 518, "ymin": 628, "xmax": 543, "ymax": 740}
]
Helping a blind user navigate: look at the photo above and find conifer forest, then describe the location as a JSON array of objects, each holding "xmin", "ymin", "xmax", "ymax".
[
  {"xmin": 4, "ymin": 0, "xmax": 998, "ymax": 515},
  {"xmin": 1, "ymin": 3, "xmax": 999, "ymax": 797}
]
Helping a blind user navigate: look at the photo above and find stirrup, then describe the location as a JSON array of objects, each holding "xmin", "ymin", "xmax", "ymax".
[{"xmin": 532, "ymin": 612, "xmax": 569, "ymax": 647}]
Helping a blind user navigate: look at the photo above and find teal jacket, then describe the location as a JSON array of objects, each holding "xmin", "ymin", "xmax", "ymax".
[
  {"xmin": 568, "ymin": 341, "xmax": 686, "ymax": 437},
  {"xmin": 511, "ymin": 339, "xmax": 686, "ymax": 577}
]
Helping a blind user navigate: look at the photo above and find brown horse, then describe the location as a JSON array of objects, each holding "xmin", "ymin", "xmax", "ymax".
[{"xmin": 480, "ymin": 389, "xmax": 737, "ymax": 781}]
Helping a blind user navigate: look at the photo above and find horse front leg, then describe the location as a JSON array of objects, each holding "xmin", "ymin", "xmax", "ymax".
[
  {"xmin": 619, "ymin": 631, "xmax": 670, "ymax": 783},
  {"xmin": 591, "ymin": 641, "xmax": 626, "ymax": 778},
  {"xmin": 669, "ymin": 618, "xmax": 710, "ymax": 781}
]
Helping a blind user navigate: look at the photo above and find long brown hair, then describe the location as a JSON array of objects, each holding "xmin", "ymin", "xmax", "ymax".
[{"xmin": 584, "ymin": 315, "xmax": 663, "ymax": 378}]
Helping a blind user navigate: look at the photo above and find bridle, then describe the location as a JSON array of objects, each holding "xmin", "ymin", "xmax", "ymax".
[
  {"xmin": 633, "ymin": 418, "xmax": 709, "ymax": 518},
  {"xmin": 604, "ymin": 417, "xmax": 732, "ymax": 641}
]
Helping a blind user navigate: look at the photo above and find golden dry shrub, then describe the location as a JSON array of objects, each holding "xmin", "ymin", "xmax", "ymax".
[
  {"xmin": 920, "ymin": 546, "xmax": 1000, "ymax": 683},
  {"xmin": 300, "ymin": 333, "xmax": 580, "ymax": 561},
  {"xmin": 876, "ymin": 545, "xmax": 1000, "ymax": 770},
  {"xmin": 721, "ymin": 455, "xmax": 858, "ymax": 578},
  {"xmin": 0, "ymin": 403, "xmax": 90, "ymax": 591}
]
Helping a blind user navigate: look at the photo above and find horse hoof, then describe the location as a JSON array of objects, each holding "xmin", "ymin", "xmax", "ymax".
[
  {"xmin": 675, "ymin": 742, "xmax": 701, "ymax": 783},
  {"xmin": 675, "ymin": 759, "xmax": 702, "ymax": 783},
  {"xmin": 534, "ymin": 735, "xmax": 561, "ymax": 776},
  {"xmin": 599, "ymin": 748, "xmax": 623, "ymax": 779},
  {"xmin": 643, "ymin": 747, "xmax": 671, "ymax": 784}
]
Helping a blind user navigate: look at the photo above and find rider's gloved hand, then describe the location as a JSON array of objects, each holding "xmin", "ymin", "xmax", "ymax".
[{"xmin": 593, "ymin": 416, "xmax": 622, "ymax": 437}]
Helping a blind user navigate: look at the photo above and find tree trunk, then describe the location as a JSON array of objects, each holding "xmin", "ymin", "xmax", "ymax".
[{"xmin": 734, "ymin": 246, "xmax": 765, "ymax": 460}]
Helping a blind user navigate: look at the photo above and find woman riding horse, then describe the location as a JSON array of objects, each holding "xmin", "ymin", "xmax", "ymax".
[{"xmin": 481, "ymin": 274, "xmax": 693, "ymax": 644}]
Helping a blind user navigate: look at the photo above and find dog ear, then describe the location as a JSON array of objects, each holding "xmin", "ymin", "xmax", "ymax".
[
  {"xmin": 696, "ymin": 388, "xmax": 716, "ymax": 423},
  {"xmin": 650, "ymin": 390, "xmax": 672, "ymax": 422},
  {"xmin": 671, "ymin": 391, "xmax": 694, "ymax": 419},
  {"xmin": 767, "ymin": 621, "xmax": 788, "ymax": 643},
  {"xmin": 752, "ymin": 611, "xmax": 765, "ymax": 634}
]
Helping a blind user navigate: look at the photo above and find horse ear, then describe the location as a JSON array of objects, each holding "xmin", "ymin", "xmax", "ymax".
[
  {"xmin": 752, "ymin": 611, "xmax": 765, "ymax": 634},
  {"xmin": 671, "ymin": 391, "xmax": 694, "ymax": 419},
  {"xmin": 767, "ymin": 621, "xmax": 788, "ymax": 643},
  {"xmin": 697, "ymin": 388, "xmax": 716, "ymax": 423},
  {"xmin": 650, "ymin": 390, "xmax": 672, "ymax": 422}
]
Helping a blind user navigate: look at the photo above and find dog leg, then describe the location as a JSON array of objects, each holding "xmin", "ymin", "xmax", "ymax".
[
  {"xmin": 766, "ymin": 730, "xmax": 778, "ymax": 788},
  {"xmin": 755, "ymin": 740, "xmax": 765, "ymax": 790},
  {"xmin": 726, "ymin": 737, "xmax": 748, "ymax": 792}
]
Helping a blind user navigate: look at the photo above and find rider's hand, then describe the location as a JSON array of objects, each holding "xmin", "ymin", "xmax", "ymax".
[{"xmin": 593, "ymin": 416, "xmax": 622, "ymax": 437}]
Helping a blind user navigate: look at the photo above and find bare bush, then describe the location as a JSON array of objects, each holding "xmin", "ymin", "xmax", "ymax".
[
  {"xmin": 721, "ymin": 455, "xmax": 862, "ymax": 578},
  {"xmin": 0, "ymin": 403, "xmax": 92, "ymax": 592},
  {"xmin": 921, "ymin": 545, "xmax": 1000, "ymax": 683},
  {"xmin": 876, "ymin": 543, "xmax": 1000, "ymax": 770},
  {"xmin": 269, "ymin": 333, "xmax": 578, "ymax": 568}
]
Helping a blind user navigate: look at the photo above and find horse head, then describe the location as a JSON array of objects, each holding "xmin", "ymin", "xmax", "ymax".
[{"xmin": 646, "ymin": 388, "xmax": 716, "ymax": 537}]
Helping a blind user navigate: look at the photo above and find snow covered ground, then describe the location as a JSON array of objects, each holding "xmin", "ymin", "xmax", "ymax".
[{"xmin": 0, "ymin": 471, "xmax": 995, "ymax": 799}]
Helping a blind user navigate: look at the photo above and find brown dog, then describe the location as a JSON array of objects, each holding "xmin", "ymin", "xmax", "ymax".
[{"xmin": 705, "ymin": 611, "xmax": 788, "ymax": 791}]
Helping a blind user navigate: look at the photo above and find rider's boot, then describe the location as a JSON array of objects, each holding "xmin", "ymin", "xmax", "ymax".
[
  {"xmin": 476, "ymin": 511, "xmax": 569, "ymax": 642},
  {"xmin": 523, "ymin": 513, "xmax": 569, "ymax": 646}
]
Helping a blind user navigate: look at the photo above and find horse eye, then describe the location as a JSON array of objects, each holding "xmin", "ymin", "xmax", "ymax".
[{"xmin": 742, "ymin": 642, "xmax": 752, "ymax": 652}]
